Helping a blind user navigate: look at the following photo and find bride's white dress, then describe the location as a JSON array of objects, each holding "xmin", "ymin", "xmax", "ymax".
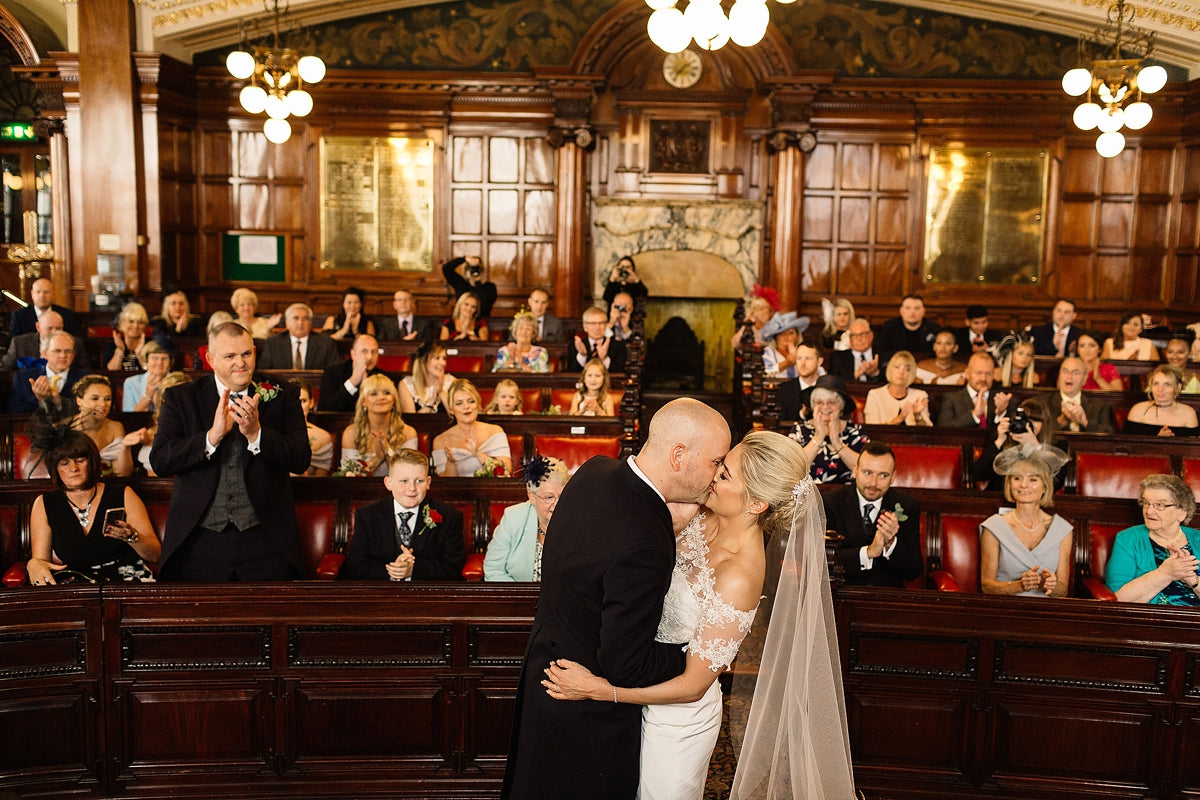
[{"xmin": 638, "ymin": 514, "xmax": 758, "ymax": 800}]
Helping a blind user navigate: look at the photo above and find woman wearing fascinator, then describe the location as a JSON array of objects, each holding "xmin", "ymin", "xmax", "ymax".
[
  {"xmin": 399, "ymin": 339, "xmax": 455, "ymax": 415},
  {"xmin": 994, "ymin": 332, "xmax": 1039, "ymax": 388},
  {"xmin": 25, "ymin": 420, "xmax": 160, "ymax": 586},
  {"xmin": 541, "ymin": 431, "xmax": 856, "ymax": 800},
  {"xmin": 980, "ymin": 446, "xmax": 1073, "ymax": 597}
]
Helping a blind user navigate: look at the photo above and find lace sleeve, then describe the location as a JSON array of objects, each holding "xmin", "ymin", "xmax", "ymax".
[{"xmin": 690, "ymin": 595, "xmax": 757, "ymax": 673}]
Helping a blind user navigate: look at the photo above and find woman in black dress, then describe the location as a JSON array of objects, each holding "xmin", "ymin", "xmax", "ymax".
[
  {"xmin": 1124, "ymin": 364, "xmax": 1200, "ymax": 437},
  {"xmin": 26, "ymin": 429, "xmax": 161, "ymax": 585}
]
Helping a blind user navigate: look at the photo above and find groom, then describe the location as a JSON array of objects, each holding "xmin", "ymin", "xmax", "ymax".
[{"xmin": 502, "ymin": 398, "xmax": 730, "ymax": 800}]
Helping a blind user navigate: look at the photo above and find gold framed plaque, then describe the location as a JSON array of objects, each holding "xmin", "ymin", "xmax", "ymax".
[
  {"xmin": 923, "ymin": 147, "xmax": 1048, "ymax": 285},
  {"xmin": 319, "ymin": 136, "xmax": 435, "ymax": 271}
]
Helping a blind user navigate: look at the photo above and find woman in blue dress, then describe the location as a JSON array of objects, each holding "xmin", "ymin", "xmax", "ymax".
[{"xmin": 1106, "ymin": 474, "xmax": 1200, "ymax": 605}]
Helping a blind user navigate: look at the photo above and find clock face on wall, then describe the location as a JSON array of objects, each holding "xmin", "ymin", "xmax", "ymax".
[{"xmin": 662, "ymin": 50, "xmax": 702, "ymax": 89}]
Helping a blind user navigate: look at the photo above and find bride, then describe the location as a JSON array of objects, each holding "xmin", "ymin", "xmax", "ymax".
[{"xmin": 543, "ymin": 430, "xmax": 855, "ymax": 799}]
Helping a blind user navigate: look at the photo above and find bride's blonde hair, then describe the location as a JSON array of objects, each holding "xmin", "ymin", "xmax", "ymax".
[{"xmin": 738, "ymin": 430, "xmax": 810, "ymax": 540}]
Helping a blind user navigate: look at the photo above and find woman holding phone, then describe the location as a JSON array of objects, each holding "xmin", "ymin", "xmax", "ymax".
[{"xmin": 26, "ymin": 429, "xmax": 160, "ymax": 585}]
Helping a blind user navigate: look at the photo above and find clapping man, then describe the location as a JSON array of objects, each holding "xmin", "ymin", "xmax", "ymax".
[
  {"xmin": 1046, "ymin": 357, "xmax": 1116, "ymax": 433},
  {"xmin": 9, "ymin": 331, "xmax": 86, "ymax": 414},
  {"xmin": 829, "ymin": 318, "xmax": 882, "ymax": 384},
  {"xmin": 1, "ymin": 309, "xmax": 90, "ymax": 370},
  {"xmin": 572, "ymin": 306, "xmax": 627, "ymax": 373},
  {"xmin": 936, "ymin": 352, "xmax": 1012, "ymax": 430},
  {"xmin": 376, "ymin": 290, "xmax": 431, "ymax": 341}
]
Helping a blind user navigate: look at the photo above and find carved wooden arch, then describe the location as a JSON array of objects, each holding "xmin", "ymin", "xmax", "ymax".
[
  {"xmin": 570, "ymin": 0, "xmax": 798, "ymax": 84},
  {"xmin": 0, "ymin": 5, "xmax": 40, "ymax": 67}
]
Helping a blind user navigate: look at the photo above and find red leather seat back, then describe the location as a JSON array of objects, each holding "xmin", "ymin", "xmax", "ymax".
[
  {"xmin": 446, "ymin": 500, "xmax": 476, "ymax": 552},
  {"xmin": 488, "ymin": 497, "xmax": 523, "ymax": 539},
  {"xmin": 0, "ymin": 504, "xmax": 18, "ymax": 576},
  {"xmin": 533, "ymin": 434, "xmax": 622, "ymax": 474},
  {"xmin": 549, "ymin": 388, "xmax": 624, "ymax": 414},
  {"xmin": 13, "ymin": 434, "xmax": 32, "ymax": 480},
  {"xmin": 888, "ymin": 444, "xmax": 964, "ymax": 490},
  {"xmin": 1181, "ymin": 458, "xmax": 1200, "ymax": 502},
  {"xmin": 506, "ymin": 434, "xmax": 525, "ymax": 466},
  {"xmin": 416, "ymin": 432, "xmax": 430, "ymax": 455},
  {"xmin": 904, "ymin": 515, "xmax": 929, "ymax": 590},
  {"xmin": 445, "ymin": 355, "xmax": 486, "ymax": 373},
  {"xmin": 938, "ymin": 513, "xmax": 984, "ymax": 593},
  {"xmin": 850, "ymin": 396, "xmax": 866, "ymax": 424},
  {"xmin": 1075, "ymin": 453, "xmax": 1169, "ymax": 499},
  {"xmin": 296, "ymin": 502, "xmax": 335, "ymax": 578},
  {"xmin": 145, "ymin": 502, "xmax": 170, "ymax": 542},
  {"xmin": 375, "ymin": 354, "xmax": 412, "ymax": 372},
  {"xmin": 1087, "ymin": 522, "xmax": 1124, "ymax": 583}
]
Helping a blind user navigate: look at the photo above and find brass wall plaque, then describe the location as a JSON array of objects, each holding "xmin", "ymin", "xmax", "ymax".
[
  {"xmin": 923, "ymin": 148, "xmax": 1047, "ymax": 285},
  {"xmin": 320, "ymin": 136, "xmax": 434, "ymax": 271}
]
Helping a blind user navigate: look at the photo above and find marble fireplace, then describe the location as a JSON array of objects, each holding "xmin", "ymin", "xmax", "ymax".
[{"xmin": 591, "ymin": 197, "xmax": 764, "ymax": 392}]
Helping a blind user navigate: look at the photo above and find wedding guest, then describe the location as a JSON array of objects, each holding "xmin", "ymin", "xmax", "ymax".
[
  {"xmin": 9, "ymin": 331, "xmax": 86, "ymax": 415},
  {"xmin": 484, "ymin": 455, "xmax": 571, "ymax": 581},
  {"xmin": 994, "ymin": 334, "xmax": 1039, "ymax": 388},
  {"xmin": 122, "ymin": 371, "xmax": 190, "ymax": 476},
  {"xmin": 26, "ymin": 430, "xmax": 160, "ymax": 586},
  {"xmin": 916, "ymin": 330, "xmax": 967, "ymax": 385},
  {"xmin": 321, "ymin": 285, "xmax": 376, "ymax": 340},
  {"xmin": 10, "ymin": 276, "xmax": 80, "ymax": 338},
  {"xmin": 399, "ymin": 342, "xmax": 455, "ymax": 414},
  {"xmin": 442, "ymin": 255, "xmax": 497, "ymax": 317},
  {"xmin": 230, "ymin": 287, "xmax": 281, "ymax": 339},
  {"xmin": 788, "ymin": 375, "xmax": 866, "ymax": 484},
  {"xmin": 972, "ymin": 397, "xmax": 1068, "ymax": 492},
  {"xmin": 1076, "ymin": 330, "xmax": 1124, "ymax": 391},
  {"xmin": 494, "ymin": 311, "xmax": 549, "ymax": 373},
  {"xmin": 376, "ymin": 289, "xmax": 431, "ymax": 341},
  {"xmin": 828, "ymin": 318, "xmax": 881, "ymax": 384},
  {"xmin": 432, "ymin": 379, "xmax": 512, "ymax": 477},
  {"xmin": 731, "ymin": 295, "xmax": 775, "ymax": 349},
  {"xmin": 1046, "ymin": 357, "xmax": 1117, "ymax": 433},
  {"xmin": 342, "ymin": 449, "xmax": 465, "ymax": 581},
  {"xmin": 775, "ymin": 339, "xmax": 826, "ymax": 419},
  {"xmin": 1106, "ymin": 475, "xmax": 1200, "ymax": 605},
  {"xmin": 485, "ymin": 379, "xmax": 524, "ymax": 415},
  {"xmin": 291, "ymin": 378, "xmax": 333, "ymax": 476},
  {"xmin": 103, "ymin": 301, "xmax": 152, "ymax": 372},
  {"xmin": 1029, "ymin": 299, "xmax": 1080, "ymax": 357},
  {"xmin": 876, "ymin": 294, "xmax": 940, "ymax": 362},
  {"xmin": 71, "ymin": 375, "xmax": 133, "ymax": 477},
  {"xmin": 258, "ymin": 303, "xmax": 341, "ymax": 370},
  {"xmin": 819, "ymin": 297, "xmax": 855, "ymax": 352},
  {"xmin": 1123, "ymin": 365, "xmax": 1200, "ymax": 437},
  {"xmin": 569, "ymin": 359, "xmax": 615, "ymax": 417},
  {"xmin": 196, "ymin": 311, "xmax": 235, "ymax": 372},
  {"xmin": 1164, "ymin": 337, "xmax": 1200, "ymax": 393},
  {"xmin": 607, "ymin": 291, "xmax": 634, "ymax": 342},
  {"xmin": 122, "ymin": 342, "xmax": 173, "ymax": 412},
  {"xmin": 318, "ymin": 333, "xmax": 387, "ymax": 412},
  {"xmin": 529, "ymin": 287, "xmax": 564, "ymax": 342},
  {"xmin": 936, "ymin": 352, "xmax": 1012, "ymax": 431},
  {"xmin": 954, "ymin": 304, "xmax": 1002, "ymax": 355},
  {"xmin": 602, "ymin": 255, "xmax": 649, "ymax": 305},
  {"xmin": 339, "ymin": 374, "xmax": 418, "ymax": 477},
  {"xmin": 760, "ymin": 312, "xmax": 810, "ymax": 379},
  {"xmin": 864, "ymin": 351, "xmax": 932, "ymax": 426},
  {"xmin": 151, "ymin": 289, "xmax": 205, "ymax": 346},
  {"xmin": 1, "ymin": 309, "xmax": 89, "ymax": 370},
  {"xmin": 979, "ymin": 451, "xmax": 1073, "ymax": 597},
  {"xmin": 440, "ymin": 291, "xmax": 489, "ymax": 341},
  {"xmin": 1102, "ymin": 311, "xmax": 1160, "ymax": 361},
  {"xmin": 571, "ymin": 306, "xmax": 626, "ymax": 373}
]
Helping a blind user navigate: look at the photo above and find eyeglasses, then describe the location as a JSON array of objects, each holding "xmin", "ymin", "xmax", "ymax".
[
  {"xmin": 848, "ymin": 331, "xmax": 871, "ymax": 339},
  {"xmin": 1059, "ymin": 369, "xmax": 1086, "ymax": 376},
  {"xmin": 1139, "ymin": 501, "xmax": 1178, "ymax": 511},
  {"xmin": 531, "ymin": 492, "xmax": 560, "ymax": 504}
]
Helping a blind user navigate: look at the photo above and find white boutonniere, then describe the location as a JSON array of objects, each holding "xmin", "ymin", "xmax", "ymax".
[{"xmin": 253, "ymin": 381, "xmax": 280, "ymax": 404}]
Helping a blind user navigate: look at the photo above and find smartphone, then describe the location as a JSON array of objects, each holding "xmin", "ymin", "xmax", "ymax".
[{"xmin": 103, "ymin": 507, "xmax": 126, "ymax": 531}]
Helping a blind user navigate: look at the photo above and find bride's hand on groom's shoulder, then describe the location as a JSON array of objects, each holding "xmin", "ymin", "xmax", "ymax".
[
  {"xmin": 666, "ymin": 502, "xmax": 701, "ymax": 534},
  {"xmin": 542, "ymin": 659, "xmax": 606, "ymax": 702}
]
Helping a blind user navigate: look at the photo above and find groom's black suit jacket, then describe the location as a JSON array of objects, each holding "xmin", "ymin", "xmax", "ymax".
[
  {"xmin": 502, "ymin": 456, "xmax": 686, "ymax": 800},
  {"xmin": 150, "ymin": 374, "xmax": 311, "ymax": 578}
]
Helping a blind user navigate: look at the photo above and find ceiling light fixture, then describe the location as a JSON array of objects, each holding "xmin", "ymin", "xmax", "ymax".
[{"xmin": 646, "ymin": 0, "xmax": 792, "ymax": 54}]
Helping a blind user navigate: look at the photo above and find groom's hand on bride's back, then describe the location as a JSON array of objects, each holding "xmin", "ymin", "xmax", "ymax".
[{"xmin": 666, "ymin": 502, "xmax": 701, "ymax": 534}]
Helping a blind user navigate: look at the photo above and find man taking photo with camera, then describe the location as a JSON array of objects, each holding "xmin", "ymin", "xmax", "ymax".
[{"xmin": 442, "ymin": 255, "xmax": 498, "ymax": 317}]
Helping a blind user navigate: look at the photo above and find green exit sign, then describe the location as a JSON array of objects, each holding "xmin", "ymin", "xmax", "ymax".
[{"xmin": 0, "ymin": 123, "xmax": 35, "ymax": 141}]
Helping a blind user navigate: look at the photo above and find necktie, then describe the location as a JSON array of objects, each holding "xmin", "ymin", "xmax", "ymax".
[
  {"xmin": 537, "ymin": 318, "xmax": 544, "ymax": 339},
  {"xmin": 396, "ymin": 511, "xmax": 414, "ymax": 550},
  {"xmin": 293, "ymin": 340, "xmax": 303, "ymax": 370},
  {"xmin": 863, "ymin": 503, "xmax": 876, "ymax": 535},
  {"xmin": 1053, "ymin": 328, "xmax": 1066, "ymax": 357},
  {"xmin": 399, "ymin": 319, "xmax": 409, "ymax": 337},
  {"xmin": 49, "ymin": 374, "xmax": 61, "ymax": 392},
  {"xmin": 979, "ymin": 392, "xmax": 988, "ymax": 429},
  {"xmin": 856, "ymin": 353, "xmax": 867, "ymax": 382}
]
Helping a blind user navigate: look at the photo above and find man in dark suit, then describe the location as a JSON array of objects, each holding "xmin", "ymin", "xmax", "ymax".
[
  {"xmin": 10, "ymin": 277, "xmax": 81, "ymax": 338},
  {"xmin": 936, "ymin": 352, "xmax": 1012, "ymax": 429},
  {"xmin": 775, "ymin": 339, "xmax": 825, "ymax": 420},
  {"xmin": 342, "ymin": 449, "xmax": 465, "ymax": 581},
  {"xmin": 953, "ymin": 304, "xmax": 1003, "ymax": 356},
  {"xmin": 1045, "ymin": 356, "xmax": 1117, "ymax": 433},
  {"xmin": 503, "ymin": 398, "xmax": 730, "ymax": 800},
  {"xmin": 257, "ymin": 303, "xmax": 341, "ymax": 370},
  {"xmin": 824, "ymin": 441, "xmax": 924, "ymax": 587},
  {"xmin": 829, "ymin": 318, "xmax": 882, "ymax": 385},
  {"xmin": 528, "ymin": 287, "xmax": 563, "ymax": 342},
  {"xmin": 570, "ymin": 306, "xmax": 627, "ymax": 373},
  {"xmin": 150, "ymin": 322, "xmax": 311, "ymax": 581},
  {"xmin": 1, "ymin": 309, "xmax": 89, "ymax": 370},
  {"xmin": 8, "ymin": 331, "xmax": 87, "ymax": 414},
  {"xmin": 375, "ymin": 289, "xmax": 433, "ymax": 341},
  {"xmin": 876, "ymin": 294, "xmax": 940, "ymax": 362},
  {"xmin": 1029, "ymin": 299, "xmax": 1081, "ymax": 357},
  {"xmin": 318, "ymin": 334, "xmax": 387, "ymax": 412}
]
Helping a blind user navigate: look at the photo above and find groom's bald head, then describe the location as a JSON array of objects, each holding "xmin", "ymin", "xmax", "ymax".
[{"xmin": 637, "ymin": 398, "xmax": 730, "ymax": 504}]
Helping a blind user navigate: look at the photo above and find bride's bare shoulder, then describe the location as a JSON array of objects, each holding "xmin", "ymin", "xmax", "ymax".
[{"xmin": 711, "ymin": 554, "xmax": 765, "ymax": 613}]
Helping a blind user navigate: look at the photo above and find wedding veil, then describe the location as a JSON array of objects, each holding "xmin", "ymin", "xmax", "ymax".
[{"xmin": 729, "ymin": 475, "xmax": 856, "ymax": 799}]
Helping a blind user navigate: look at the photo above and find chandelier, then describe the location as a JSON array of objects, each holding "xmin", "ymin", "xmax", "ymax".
[
  {"xmin": 1060, "ymin": 0, "xmax": 1167, "ymax": 158},
  {"xmin": 225, "ymin": 0, "xmax": 326, "ymax": 144},
  {"xmin": 646, "ymin": 0, "xmax": 793, "ymax": 54}
]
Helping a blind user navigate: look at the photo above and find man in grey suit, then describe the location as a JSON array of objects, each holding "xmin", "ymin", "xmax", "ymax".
[
  {"xmin": 257, "ymin": 303, "xmax": 340, "ymax": 371},
  {"xmin": 936, "ymin": 352, "xmax": 1012, "ymax": 430},
  {"xmin": 1, "ymin": 310, "xmax": 90, "ymax": 370},
  {"xmin": 528, "ymin": 287, "xmax": 563, "ymax": 343},
  {"xmin": 1045, "ymin": 357, "xmax": 1117, "ymax": 433}
]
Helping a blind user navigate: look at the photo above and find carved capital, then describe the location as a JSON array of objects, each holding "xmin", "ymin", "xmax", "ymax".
[
  {"xmin": 767, "ymin": 130, "xmax": 817, "ymax": 154},
  {"xmin": 546, "ymin": 125, "xmax": 596, "ymax": 151}
]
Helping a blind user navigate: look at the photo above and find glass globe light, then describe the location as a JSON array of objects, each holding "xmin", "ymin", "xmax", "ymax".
[
  {"xmin": 1137, "ymin": 64, "xmax": 1167, "ymax": 94},
  {"xmin": 645, "ymin": 0, "xmax": 676, "ymax": 9},
  {"xmin": 774, "ymin": 0, "xmax": 796, "ymax": 4},
  {"xmin": 297, "ymin": 55, "xmax": 326, "ymax": 84},
  {"xmin": 729, "ymin": 0, "xmax": 770, "ymax": 47},
  {"xmin": 1123, "ymin": 101, "xmax": 1152, "ymax": 130},
  {"xmin": 263, "ymin": 118, "xmax": 292, "ymax": 144},
  {"xmin": 1096, "ymin": 130, "xmax": 1125, "ymax": 158},
  {"xmin": 1061, "ymin": 67, "xmax": 1092, "ymax": 97},
  {"xmin": 226, "ymin": 50, "xmax": 255, "ymax": 80},
  {"xmin": 1072, "ymin": 102, "xmax": 1101, "ymax": 131},
  {"xmin": 239, "ymin": 85, "xmax": 269, "ymax": 115},
  {"xmin": 286, "ymin": 89, "xmax": 313, "ymax": 118},
  {"xmin": 264, "ymin": 93, "xmax": 291, "ymax": 120},
  {"xmin": 647, "ymin": 7, "xmax": 690, "ymax": 53},
  {"xmin": 1096, "ymin": 106, "xmax": 1124, "ymax": 133},
  {"xmin": 685, "ymin": 0, "xmax": 726, "ymax": 46}
]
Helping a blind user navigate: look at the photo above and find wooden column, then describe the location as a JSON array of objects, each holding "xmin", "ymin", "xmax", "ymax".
[
  {"xmin": 552, "ymin": 132, "xmax": 589, "ymax": 318},
  {"xmin": 769, "ymin": 141, "xmax": 804, "ymax": 311}
]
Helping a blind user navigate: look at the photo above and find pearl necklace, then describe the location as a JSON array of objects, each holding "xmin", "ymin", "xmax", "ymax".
[{"xmin": 67, "ymin": 487, "xmax": 99, "ymax": 528}]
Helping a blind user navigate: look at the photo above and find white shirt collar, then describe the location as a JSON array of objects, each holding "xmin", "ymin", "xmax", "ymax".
[
  {"xmin": 967, "ymin": 386, "xmax": 987, "ymax": 401},
  {"xmin": 1060, "ymin": 390, "xmax": 1081, "ymax": 404},
  {"xmin": 214, "ymin": 375, "xmax": 252, "ymax": 398},
  {"xmin": 627, "ymin": 455, "xmax": 666, "ymax": 504},
  {"xmin": 856, "ymin": 491, "xmax": 880, "ymax": 517},
  {"xmin": 392, "ymin": 499, "xmax": 421, "ymax": 517}
]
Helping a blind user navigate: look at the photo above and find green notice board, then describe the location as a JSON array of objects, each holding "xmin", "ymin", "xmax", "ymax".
[{"xmin": 222, "ymin": 233, "xmax": 287, "ymax": 283}]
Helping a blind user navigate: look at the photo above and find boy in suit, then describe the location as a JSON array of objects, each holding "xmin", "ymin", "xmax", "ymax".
[{"xmin": 343, "ymin": 449, "xmax": 465, "ymax": 581}]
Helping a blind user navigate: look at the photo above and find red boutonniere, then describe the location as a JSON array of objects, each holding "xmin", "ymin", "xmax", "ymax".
[
  {"xmin": 422, "ymin": 506, "xmax": 442, "ymax": 529},
  {"xmin": 254, "ymin": 381, "xmax": 280, "ymax": 403}
]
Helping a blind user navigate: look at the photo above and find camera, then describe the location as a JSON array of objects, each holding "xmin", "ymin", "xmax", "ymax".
[
  {"xmin": 466, "ymin": 263, "xmax": 483, "ymax": 278},
  {"xmin": 614, "ymin": 304, "xmax": 628, "ymax": 313},
  {"xmin": 617, "ymin": 266, "xmax": 631, "ymax": 281},
  {"xmin": 1008, "ymin": 411, "xmax": 1029, "ymax": 435}
]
